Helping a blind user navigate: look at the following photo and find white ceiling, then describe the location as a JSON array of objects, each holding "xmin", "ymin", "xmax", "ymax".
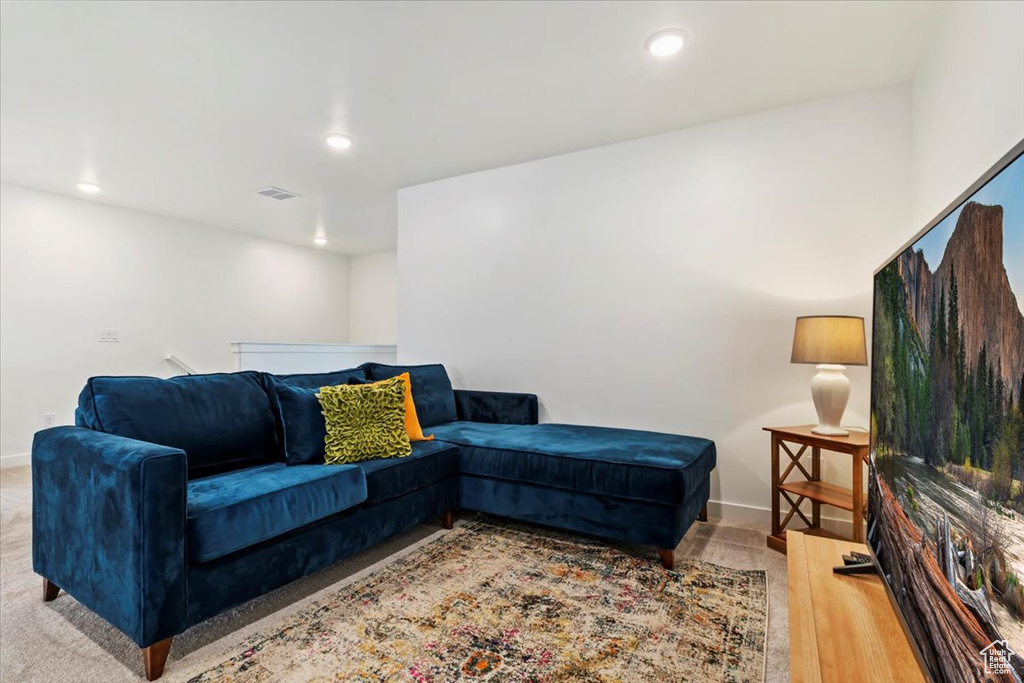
[{"xmin": 0, "ymin": 1, "xmax": 941, "ymax": 254}]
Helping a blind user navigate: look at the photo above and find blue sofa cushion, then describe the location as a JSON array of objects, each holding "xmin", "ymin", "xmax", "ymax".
[
  {"xmin": 430, "ymin": 422, "xmax": 716, "ymax": 506},
  {"xmin": 185, "ymin": 478, "xmax": 457, "ymax": 626},
  {"xmin": 262, "ymin": 368, "xmax": 367, "ymax": 464},
  {"xmin": 360, "ymin": 363, "xmax": 457, "ymax": 428},
  {"xmin": 265, "ymin": 368, "xmax": 366, "ymax": 391},
  {"xmin": 355, "ymin": 439, "xmax": 459, "ymax": 504},
  {"xmin": 273, "ymin": 383, "xmax": 327, "ymax": 466},
  {"xmin": 186, "ymin": 463, "xmax": 367, "ymax": 563},
  {"xmin": 78, "ymin": 372, "xmax": 279, "ymax": 477}
]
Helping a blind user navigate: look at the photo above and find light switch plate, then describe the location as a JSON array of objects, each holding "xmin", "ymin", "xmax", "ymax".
[{"xmin": 98, "ymin": 328, "xmax": 120, "ymax": 343}]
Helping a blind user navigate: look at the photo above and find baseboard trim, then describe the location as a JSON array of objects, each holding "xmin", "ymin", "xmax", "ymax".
[
  {"xmin": 0, "ymin": 453, "xmax": 30, "ymax": 469},
  {"xmin": 708, "ymin": 500, "xmax": 771, "ymax": 524},
  {"xmin": 708, "ymin": 499, "xmax": 855, "ymax": 538}
]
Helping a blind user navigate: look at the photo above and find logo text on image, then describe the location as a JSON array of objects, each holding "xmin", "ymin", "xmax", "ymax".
[{"xmin": 980, "ymin": 640, "xmax": 1016, "ymax": 675}]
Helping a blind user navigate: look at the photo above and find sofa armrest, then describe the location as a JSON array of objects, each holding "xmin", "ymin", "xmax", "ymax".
[
  {"xmin": 32, "ymin": 427, "xmax": 188, "ymax": 647},
  {"xmin": 453, "ymin": 389, "xmax": 539, "ymax": 425}
]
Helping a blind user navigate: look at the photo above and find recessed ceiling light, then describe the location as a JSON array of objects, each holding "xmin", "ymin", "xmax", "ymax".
[
  {"xmin": 323, "ymin": 133, "xmax": 353, "ymax": 150},
  {"xmin": 312, "ymin": 236, "xmax": 328, "ymax": 246},
  {"xmin": 76, "ymin": 181, "xmax": 101, "ymax": 194},
  {"xmin": 645, "ymin": 29, "xmax": 688, "ymax": 57}
]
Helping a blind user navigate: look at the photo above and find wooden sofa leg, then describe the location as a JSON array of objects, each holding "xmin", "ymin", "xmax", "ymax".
[
  {"xmin": 143, "ymin": 637, "xmax": 173, "ymax": 681},
  {"xmin": 441, "ymin": 510, "xmax": 454, "ymax": 530},
  {"xmin": 656, "ymin": 548, "xmax": 675, "ymax": 571},
  {"xmin": 42, "ymin": 578, "xmax": 60, "ymax": 601},
  {"xmin": 698, "ymin": 504, "xmax": 708, "ymax": 522}
]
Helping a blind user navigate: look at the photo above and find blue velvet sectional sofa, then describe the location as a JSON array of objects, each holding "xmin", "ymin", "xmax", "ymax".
[{"xmin": 31, "ymin": 362, "xmax": 715, "ymax": 680}]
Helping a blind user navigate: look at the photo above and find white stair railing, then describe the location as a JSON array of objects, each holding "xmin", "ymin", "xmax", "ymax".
[{"xmin": 165, "ymin": 354, "xmax": 196, "ymax": 375}]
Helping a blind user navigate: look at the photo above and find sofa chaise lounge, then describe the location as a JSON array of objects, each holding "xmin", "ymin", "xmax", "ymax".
[{"xmin": 32, "ymin": 362, "xmax": 715, "ymax": 680}]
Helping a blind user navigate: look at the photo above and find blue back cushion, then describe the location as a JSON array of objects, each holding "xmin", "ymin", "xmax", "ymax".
[
  {"xmin": 262, "ymin": 368, "xmax": 367, "ymax": 465},
  {"xmin": 274, "ymin": 383, "xmax": 327, "ymax": 465},
  {"xmin": 265, "ymin": 368, "xmax": 367, "ymax": 391},
  {"xmin": 77, "ymin": 372, "xmax": 278, "ymax": 477},
  {"xmin": 360, "ymin": 362, "xmax": 457, "ymax": 428}
]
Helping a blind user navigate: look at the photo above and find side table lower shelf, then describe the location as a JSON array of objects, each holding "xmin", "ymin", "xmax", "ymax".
[{"xmin": 778, "ymin": 480, "xmax": 854, "ymax": 511}]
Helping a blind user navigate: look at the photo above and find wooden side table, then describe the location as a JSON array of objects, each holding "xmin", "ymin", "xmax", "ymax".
[{"xmin": 763, "ymin": 425, "xmax": 869, "ymax": 554}]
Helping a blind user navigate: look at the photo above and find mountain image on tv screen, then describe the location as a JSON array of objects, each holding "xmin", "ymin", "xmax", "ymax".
[{"xmin": 872, "ymin": 152, "xmax": 1024, "ymax": 655}]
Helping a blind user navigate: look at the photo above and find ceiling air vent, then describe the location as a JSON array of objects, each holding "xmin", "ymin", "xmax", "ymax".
[{"xmin": 256, "ymin": 186, "xmax": 301, "ymax": 201}]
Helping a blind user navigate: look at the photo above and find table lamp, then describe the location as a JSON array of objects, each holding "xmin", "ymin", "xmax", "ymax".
[{"xmin": 791, "ymin": 315, "xmax": 868, "ymax": 436}]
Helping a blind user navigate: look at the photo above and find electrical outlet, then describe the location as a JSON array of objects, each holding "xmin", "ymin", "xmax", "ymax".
[
  {"xmin": 43, "ymin": 413, "xmax": 56, "ymax": 428},
  {"xmin": 98, "ymin": 328, "xmax": 120, "ymax": 343}
]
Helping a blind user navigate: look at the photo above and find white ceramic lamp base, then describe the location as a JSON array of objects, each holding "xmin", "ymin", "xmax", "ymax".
[{"xmin": 810, "ymin": 364, "xmax": 851, "ymax": 436}]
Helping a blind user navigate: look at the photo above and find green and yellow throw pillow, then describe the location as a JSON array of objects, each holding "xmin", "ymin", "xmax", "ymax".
[{"xmin": 317, "ymin": 376, "xmax": 412, "ymax": 464}]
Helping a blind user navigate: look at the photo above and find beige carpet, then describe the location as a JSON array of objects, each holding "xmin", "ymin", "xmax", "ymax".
[{"xmin": 0, "ymin": 465, "xmax": 789, "ymax": 682}]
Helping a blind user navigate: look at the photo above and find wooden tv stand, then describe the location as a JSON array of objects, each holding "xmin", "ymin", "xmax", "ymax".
[{"xmin": 787, "ymin": 531, "xmax": 926, "ymax": 683}]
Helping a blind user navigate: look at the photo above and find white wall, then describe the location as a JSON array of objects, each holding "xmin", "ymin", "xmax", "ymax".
[
  {"xmin": 349, "ymin": 252, "xmax": 398, "ymax": 344},
  {"xmin": 911, "ymin": 0, "xmax": 1024, "ymax": 227},
  {"xmin": 397, "ymin": 86, "xmax": 912, "ymax": 520},
  {"xmin": 0, "ymin": 184, "xmax": 351, "ymax": 463}
]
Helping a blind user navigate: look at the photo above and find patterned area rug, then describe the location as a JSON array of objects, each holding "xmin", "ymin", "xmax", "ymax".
[{"xmin": 187, "ymin": 520, "xmax": 768, "ymax": 682}]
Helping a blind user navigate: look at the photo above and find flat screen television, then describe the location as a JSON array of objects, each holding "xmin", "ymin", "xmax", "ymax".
[{"xmin": 870, "ymin": 139, "xmax": 1024, "ymax": 683}]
